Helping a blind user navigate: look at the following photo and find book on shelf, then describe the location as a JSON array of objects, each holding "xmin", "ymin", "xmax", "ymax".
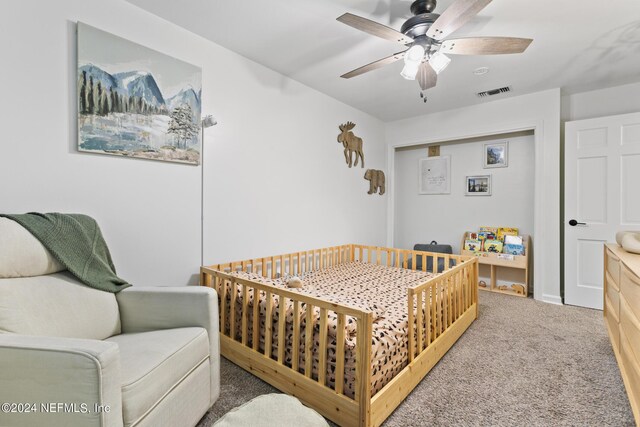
[
  {"xmin": 497, "ymin": 227, "xmax": 519, "ymax": 240},
  {"xmin": 504, "ymin": 235, "xmax": 523, "ymax": 246},
  {"xmin": 503, "ymin": 243, "xmax": 525, "ymax": 255},
  {"xmin": 479, "ymin": 226, "xmax": 498, "ymax": 234},
  {"xmin": 464, "ymin": 239, "xmax": 482, "ymax": 252},
  {"xmin": 484, "ymin": 240, "xmax": 503, "ymax": 253},
  {"xmin": 478, "ymin": 231, "xmax": 496, "ymax": 241}
]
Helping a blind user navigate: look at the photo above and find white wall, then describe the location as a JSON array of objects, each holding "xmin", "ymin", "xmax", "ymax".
[
  {"xmin": 562, "ymin": 82, "xmax": 640, "ymax": 122},
  {"xmin": 394, "ymin": 134, "xmax": 535, "ymax": 253},
  {"xmin": 385, "ymin": 89, "xmax": 562, "ymax": 304},
  {"xmin": 0, "ymin": 0, "xmax": 387, "ymax": 286},
  {"xmin": 201, "ymin": 42, "xmax": 387, "ymax": 264}
]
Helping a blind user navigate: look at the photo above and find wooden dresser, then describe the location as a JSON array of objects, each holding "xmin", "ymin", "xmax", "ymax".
[{"xmin": 605, "ymin": 243, "xmax": 640, "ymax": 424}]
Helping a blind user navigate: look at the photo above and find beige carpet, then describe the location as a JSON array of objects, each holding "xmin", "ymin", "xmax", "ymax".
[{"xmin": 198, "ymin": 291, "xmax": 634, "ymax": 426}]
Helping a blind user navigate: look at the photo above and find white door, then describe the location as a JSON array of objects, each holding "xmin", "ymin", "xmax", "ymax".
[{"xmin": 565, "ymin": 112, "xmax": 640, "ymax": 309}]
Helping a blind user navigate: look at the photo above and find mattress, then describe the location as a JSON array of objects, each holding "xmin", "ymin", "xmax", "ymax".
[{"xmin": 224, "ymin": 261, "xmax": 438, "ymax": 397}]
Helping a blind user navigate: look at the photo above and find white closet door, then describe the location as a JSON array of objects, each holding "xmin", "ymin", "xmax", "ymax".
[{"xmin": 565, "ymin": 112, "xmax": 640, "ymax": 309}]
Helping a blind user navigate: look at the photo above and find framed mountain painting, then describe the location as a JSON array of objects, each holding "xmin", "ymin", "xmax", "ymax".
[{"xmin": 77, "ymin": 22, "xmax": 202, "ymax": 165}]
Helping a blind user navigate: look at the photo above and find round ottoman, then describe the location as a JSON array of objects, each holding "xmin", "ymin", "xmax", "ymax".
[{"xmin": 213, "ymin": 394, "xmax": 329, "ymax": 427}]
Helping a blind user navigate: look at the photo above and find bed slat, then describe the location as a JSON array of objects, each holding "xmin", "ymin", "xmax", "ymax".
[
  {"xmin": 436, "ymin": 282, "xmax": 442, "ymax": 337},
  {"xmin": 458, "ymin": 271, "xmax": 462, "ymax": 318},
  {"xmin": 252, "ymin": 288, "xmax": 260, "ymax": 351},
  {"xmin": 221, "ymin": 278, "xmax": 228, "ymax": 336},
  {"xmin": 305, "ymin": 304, "xmax": 313, "ymax": 378},
  {"xmin": 417, "ymin": 290, "xmax": 423, "ymax": 353},
  {"xmin": 265, "ymin": 290, "xmax": 273, "ymax": 357},
  {"xmin": 319, "ymin": 308, "xmax": 328, "ymax": 386},
  {"xmin": 355, "ymin": 313, "xmax": 373, "ymax": 420},
  {"xmin": 460, "ymin": 268, "xmax": 465, "ymax": 312},
  {"xmin": 426, "ymin": 285, "xmax": 432, "ymax": 345},
  {"xmin": 278, "ymin": 295, "xmax": 286, "ymax": 363},
  {"xmin": 292, "ymin": 300, "xmax": 300, "ymax": 372},
  {"xmin": 447, "ymin": 276, "xmax": 453, "ymax": 327},
  {"xmin": 241, "ymin": 285, "xmax": 249, "ymax": 345},
  {"xmin": 408, "ymin": 288, "xmax": 415, "ymax": 361},
  {"xmin": 336, "ymin": 313, "xmax": 346, "ymax": 395},
  {"xmin": 289, "ymin": 254, "xmax": 293, "ymax": 276},
  {"xmin": 230, "ymin": 279, "xmax": 237, "ymax": 340}
]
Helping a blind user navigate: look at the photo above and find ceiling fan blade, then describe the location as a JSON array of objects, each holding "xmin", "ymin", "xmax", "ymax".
[
  {"xmin": 337, "ymin": 13, "xmax": 414, "ymax": 45},
  {"xmin": 341, "ymin": 51, "xmax": 406, "ymax": 79},
  {"xmin": 441, "ymin": 37, "xmax": 533, "ymax": 55},
  {"xmin": 417, "ymin": 62, "xmax": 438, "ymax": 91},
  {"xmin": 426, "ymin": 0, "xmax": 493, "ymax": 40}
]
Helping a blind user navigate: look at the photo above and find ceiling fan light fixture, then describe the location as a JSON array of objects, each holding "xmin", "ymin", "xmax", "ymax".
[
  {"xmin": 405, "ymin": 44, "xmax": 426, "ymax": 62},
  {"xmin": 401, "ymin": 62, "xmax": 421, "ymax": 80},
  {"xmin": 429, "ymin": 51, "xmax": 451, "ymax": 74},
  {"xmin": 400, "ymin": 45, "xmax": 425, "ymax": 80}
]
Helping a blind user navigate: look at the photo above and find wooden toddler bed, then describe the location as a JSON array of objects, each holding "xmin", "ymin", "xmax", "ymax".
[{"xmin": 200, "ymin": 244, "xmax": 478, "ymax": 427}]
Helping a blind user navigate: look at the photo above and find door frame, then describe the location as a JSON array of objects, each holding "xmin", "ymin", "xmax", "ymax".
[{"xmin": 386, "ymin": 119, "xmax": 555, "ymax": 304}]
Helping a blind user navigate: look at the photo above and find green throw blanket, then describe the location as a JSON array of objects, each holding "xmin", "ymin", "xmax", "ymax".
[{"xmin": 1, "ymin": 213, "xmax": 131, "ymax": 293}]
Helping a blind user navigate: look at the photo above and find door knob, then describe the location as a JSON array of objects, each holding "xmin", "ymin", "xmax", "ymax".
[{"xmin": 569, "ymin": 219, "xmax": 586, "ymax": 226}]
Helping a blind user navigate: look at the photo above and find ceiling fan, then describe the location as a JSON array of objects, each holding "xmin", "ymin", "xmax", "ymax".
[{"xmin": 337, "ymin": 0, "xmax": 533, "ymax": 92}]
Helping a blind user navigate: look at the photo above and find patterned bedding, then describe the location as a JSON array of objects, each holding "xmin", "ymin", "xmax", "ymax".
[{"xmin": 225, "ymin": 261, "xmax": 438, "ymax": 397}]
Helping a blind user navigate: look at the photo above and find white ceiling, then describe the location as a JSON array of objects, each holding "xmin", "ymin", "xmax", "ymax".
[{"xmin": 127, "ymin": 0, "xmax": 640, "ymax": 122}]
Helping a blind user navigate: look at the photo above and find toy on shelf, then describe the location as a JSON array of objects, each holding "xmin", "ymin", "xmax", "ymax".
[{"xmin": 512, "ymin": 284, "xmax": 526, "ymax": 295}]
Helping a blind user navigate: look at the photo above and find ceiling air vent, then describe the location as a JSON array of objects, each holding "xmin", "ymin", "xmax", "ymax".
[{"xmin": 477, "ymin": 86, "xmax": 511, "ymax": 98}]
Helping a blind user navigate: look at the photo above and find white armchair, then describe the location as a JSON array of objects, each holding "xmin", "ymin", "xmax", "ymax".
[{"xmin": 0, "ymin": 218, "xmax": 220, "ymax": 427}]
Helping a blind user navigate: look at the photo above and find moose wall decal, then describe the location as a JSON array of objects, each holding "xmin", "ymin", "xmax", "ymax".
[{"xmin": 337, "ymin": 121, "xmax": 365, "ymax": 168}]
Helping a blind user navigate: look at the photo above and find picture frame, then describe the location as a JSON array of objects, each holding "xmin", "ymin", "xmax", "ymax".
[
  {"xmin": 77, "ymin": 22, "xmax": 203, "ymax": 165},
  {"xmin": 483, "ymin": 141, "xmax": 508, "ymax": 168},
  {"xmin": 419, "ymin": 156, "xmax": 451, "ymax": 195},
  {"xmin": 465, "ymin": 175, "xmax": 492, "ymax": 196}
]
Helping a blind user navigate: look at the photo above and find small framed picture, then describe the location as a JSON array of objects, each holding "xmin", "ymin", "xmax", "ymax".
[
  {"xmin": 419, "ymin": 156, "xmax": 451, "ymax": 195},
  {"xmin": 483, "ymin": 141, "xmax": 508, "ymax": 168},
  {"xmin": 466, "ymin": 175, "xmax": 492, "ymax": 196}
]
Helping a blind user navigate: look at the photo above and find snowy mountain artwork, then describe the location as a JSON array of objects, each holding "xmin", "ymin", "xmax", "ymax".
[{"xmin": 77, "ymin": 23, "xmax": 202, "ymax": 165}]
